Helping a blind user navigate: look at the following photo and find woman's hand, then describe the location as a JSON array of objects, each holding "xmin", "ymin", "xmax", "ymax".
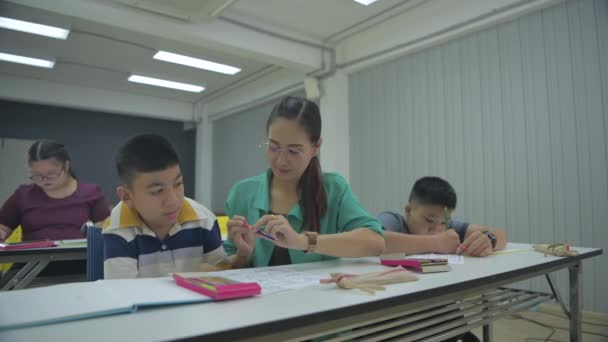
[
  {"xmin": 252, "ymin": 215, "xmax": 308, "ymax": 250},
  {"xmin": 227, "ymin": 215, "xmax": 256, "ymax": 258}
]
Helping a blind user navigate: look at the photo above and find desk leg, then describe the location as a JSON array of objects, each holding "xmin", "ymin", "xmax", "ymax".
[
  {"xmin": 482, "ymin": 323, "xmax": 493, "ymax": 342},
  {"xmin": 569, "ymin": 262, "xmax": 582, "ymax": 342},
  {"xmin": 1, "ymin": 261, "xmax": 37, "ymax": 290},
  {"xmin": 482, "ymin": 294, "xmax": 493, "ymax": 342},
  {"xmin": 14, "ymin": 259, "xmax": 50, "ymax": 290}
]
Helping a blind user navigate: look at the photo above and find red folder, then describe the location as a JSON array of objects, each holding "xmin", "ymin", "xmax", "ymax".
[{"xmin": 0, "ymin": 240, "xmax": 57, "ymax": 251}]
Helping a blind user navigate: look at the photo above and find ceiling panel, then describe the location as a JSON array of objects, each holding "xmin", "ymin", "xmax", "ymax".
[{"xmin": 0, "ymin": 0, "xmax": 415, "ymax": 105}]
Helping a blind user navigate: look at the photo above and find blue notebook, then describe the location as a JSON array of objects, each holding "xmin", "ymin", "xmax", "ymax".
[{"xmin": 0, "ymin": 277, "xmax": 213, "ymax": 330}]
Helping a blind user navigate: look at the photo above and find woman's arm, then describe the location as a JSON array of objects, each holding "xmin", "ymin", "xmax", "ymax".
[
  {"xmin": 383, "ymin": 230, "xmax": 460, "ymax": 254},
  {"xmin": 306, "ymin": 228, "xmax": 385, "ymax": 257}
]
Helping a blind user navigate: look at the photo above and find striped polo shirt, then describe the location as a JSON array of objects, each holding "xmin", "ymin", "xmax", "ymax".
[{"xmin": 102, "ymin": 197, "xmax": 225, "ymax": 279}]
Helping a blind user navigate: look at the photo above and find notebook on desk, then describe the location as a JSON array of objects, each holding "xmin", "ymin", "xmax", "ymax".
[
  {"xmin": 56, "ymin": 239, "xmax": 87, "ymax": 247},
  {"xmin": 0, "ymin": 277, "xmax": 213, "ymax": 331}
]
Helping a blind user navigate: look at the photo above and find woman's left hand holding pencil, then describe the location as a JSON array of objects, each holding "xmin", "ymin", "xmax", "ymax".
[{"xmin": 227, "ymin": 215, "xmax": 256, "ymax": 258}]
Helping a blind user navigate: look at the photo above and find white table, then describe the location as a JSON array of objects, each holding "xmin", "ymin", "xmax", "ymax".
[
  {"xmin": 0, "ymin": 243, "xmax": 86, "ymax": 290},
  {"xmin": 0, "ymin": 243, "xmax": 601, "ymax": 342}
]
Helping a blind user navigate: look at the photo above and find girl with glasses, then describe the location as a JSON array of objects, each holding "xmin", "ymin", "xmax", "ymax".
[{"xmin": 0, "ymin": 140, "xmax": 110, "ymax": 242}]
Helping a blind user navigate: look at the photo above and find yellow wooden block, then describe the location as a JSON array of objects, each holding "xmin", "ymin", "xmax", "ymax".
[
  {"xmin": 217, "ymin": 216, "xmax": 229, "ymax": 241},
  {"xmin": 0, "ymin": 226, "xmax": 22, "ymax": 273}
]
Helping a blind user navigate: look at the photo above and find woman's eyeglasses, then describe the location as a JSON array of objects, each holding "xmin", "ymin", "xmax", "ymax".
[{"xmin": 259, "ymin": 142, "xmax": 313, "ymax": 161}]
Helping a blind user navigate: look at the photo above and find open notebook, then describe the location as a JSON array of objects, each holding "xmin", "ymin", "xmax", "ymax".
[
  {"xmin": 0, "ymin": 268, "xmax": 324, "ymax": 331},
  {"xmin": 0, "ymin": 277, "xmax": 213, "ymax": 331}
]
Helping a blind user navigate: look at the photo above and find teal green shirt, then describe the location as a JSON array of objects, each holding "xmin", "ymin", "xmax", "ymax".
[{"xmin": 223, "ymin": 170, "xmax": 383, "ymax": 267}]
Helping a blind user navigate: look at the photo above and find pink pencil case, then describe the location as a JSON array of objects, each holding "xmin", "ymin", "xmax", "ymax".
[
  {"xmin": 172, "ymin": 273, "xmax": 261, "ymax": 300},
  {"xmin": 380, "ymin": 259, "xmax": 425, "ymax": 272}
]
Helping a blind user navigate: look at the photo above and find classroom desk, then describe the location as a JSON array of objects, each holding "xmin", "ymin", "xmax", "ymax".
[
  {"xmin": 0, "ymin": 243, "xmax": 601, "ymax": 342},
  {"xmin": 0, "ymin": 243, "xmax": 86, "ymax": 291}
]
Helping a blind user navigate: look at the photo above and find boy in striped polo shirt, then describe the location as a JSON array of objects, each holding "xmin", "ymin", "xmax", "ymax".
[{"xmin": 103, "ymin": 134, "xmax": 239, "ymax": 279}]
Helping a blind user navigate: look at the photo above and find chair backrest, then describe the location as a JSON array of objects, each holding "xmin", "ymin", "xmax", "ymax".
[{"xmin": 85, "ymin": 223, "xmax": 104, "ymax": 281}]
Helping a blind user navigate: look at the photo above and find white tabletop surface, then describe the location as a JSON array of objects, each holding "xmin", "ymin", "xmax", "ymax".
[{"xmin": 0, "ymin": 243, "xmax": 601, "ymax": 342}]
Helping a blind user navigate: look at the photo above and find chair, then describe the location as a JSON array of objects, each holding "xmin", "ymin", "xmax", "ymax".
[{"xmin": 83, "ymin": 222, "xmax": 104, "ymax": 281}]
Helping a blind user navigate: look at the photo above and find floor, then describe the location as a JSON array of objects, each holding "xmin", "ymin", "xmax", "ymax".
[{"xmin": 469, "ymin": 304, "xmax": 608, "ymax": 342}]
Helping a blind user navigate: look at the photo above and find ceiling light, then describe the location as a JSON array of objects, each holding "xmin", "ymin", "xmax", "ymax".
[
  {"xmin": 0, "ymin": 52, "xmax": 55, "ymax": 68},
  {"xmin": 353, "ymin": 0, "xmax": 378, "ymax": 5},
  {"xmin": 0, "ymin": 16, "xmax": 69, "ymax": 39},
  {"xmin": 128, "ymin": 75, "xmax": 204, "ymax": 93},
  {"xmin": 154, "ymin": 51, "xmax": 240, "ymax": 75}
]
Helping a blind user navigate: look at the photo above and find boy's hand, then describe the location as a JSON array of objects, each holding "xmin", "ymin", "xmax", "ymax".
[
  {"xmin": 252, "ymin": 215, "xmax": 305, "ymax": 250},
  {"xmin": 457, "ymin": 231, "xmax": 492, "ymax": 257},
  {"xmin": 227, "ymin": 215, "xmax": 255, "ymax": 258},
  {"xmin": 433, "ymin": 230, "xmax": 460, "ymax": 254}
]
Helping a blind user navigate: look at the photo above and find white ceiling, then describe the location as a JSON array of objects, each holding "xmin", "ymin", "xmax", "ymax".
[
  {"xmin": 224, "ymin": 0, "xmax": 409, "ymax": 43},
  {"xmin": 0, "ymin": 0, "xmax": 414, "ymax": 104}
]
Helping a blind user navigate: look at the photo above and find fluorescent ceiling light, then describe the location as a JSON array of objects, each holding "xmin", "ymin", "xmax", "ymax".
[
  {"xmin": 353, "ymin": 0, "xmax": 378, "ymax": 5},
  {"xmin": 0, "ymin": 16, "xmax": 69, "ymax": 39},
  {"xmin": 0, "ymin": 52, "xmax": 55, "ymax": 68},
  {"xmin": 128, "ymin": 75, "xmax": 205, "ymax": 93},
  {"xmin": 154, "ymin": 51, "xmax": 241, "ymax": 75}
]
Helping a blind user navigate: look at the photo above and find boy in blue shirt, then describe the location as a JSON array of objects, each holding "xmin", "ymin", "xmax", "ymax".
[{"xmin": 381, "ymin": 177, "xmax": 507, "ymax": 256}]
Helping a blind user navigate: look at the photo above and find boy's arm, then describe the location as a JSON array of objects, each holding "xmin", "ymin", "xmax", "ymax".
[
  {"xmin": 458, "ymin": 224, "xmax": 508, "ymax": 256},
  {"xmin": 200, "ymin": 220, "xmax": 251, "ymax": 270},
  {"xmin": 378, "ymin": 211, "xmax": 458, "ymax": 255},
  {"xmin": 383, "ymin": 230, "xmax": 460, "ymax": 254},
  {"xmin": 103, "ymin": 233, "xmax": 139, "ymax": 279},
  {"xmin": 199, "ymin": 254, "xmax": 250, "ymax": 271}
]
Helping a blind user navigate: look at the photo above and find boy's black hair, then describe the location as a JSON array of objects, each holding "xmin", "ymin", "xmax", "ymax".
[
  {"xmin": 116, "ymin": 134, "xmax": 179, "ymax": 186},
  {"xmin": 408, "ymin": 176, "xmax": 457, "ymax": 209}
]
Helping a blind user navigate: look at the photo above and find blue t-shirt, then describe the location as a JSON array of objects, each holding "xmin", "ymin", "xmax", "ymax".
[{"xmin": 377, "ymin": 211, "xmax": 469, "ymax": 243}]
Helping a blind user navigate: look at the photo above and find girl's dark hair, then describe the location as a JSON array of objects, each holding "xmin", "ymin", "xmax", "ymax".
[
  {"xmin": 28, "ymin": 139, "xmax": 76, "ymax": 178},
  {"xmin": 266, "ymin": 96, "xmax": 326, "ymax": 232}
]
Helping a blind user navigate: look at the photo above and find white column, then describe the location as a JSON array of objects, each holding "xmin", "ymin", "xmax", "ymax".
[
  {"xmin": 194, "ymin": 101, "xmax": 213, "ymax": 208},
  {"xmin": 319, "ymin": 70, "xmax": 350, "ymax": 181}
]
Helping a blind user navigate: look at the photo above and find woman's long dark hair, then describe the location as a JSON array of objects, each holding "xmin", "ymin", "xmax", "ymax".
[
  {"xmin": 266, "ymin": 96, "xmax": 326, "ymax": 232},
  {"xmin": 28, "ymin": 139, "xmax": 76, "ymax": 178}
]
